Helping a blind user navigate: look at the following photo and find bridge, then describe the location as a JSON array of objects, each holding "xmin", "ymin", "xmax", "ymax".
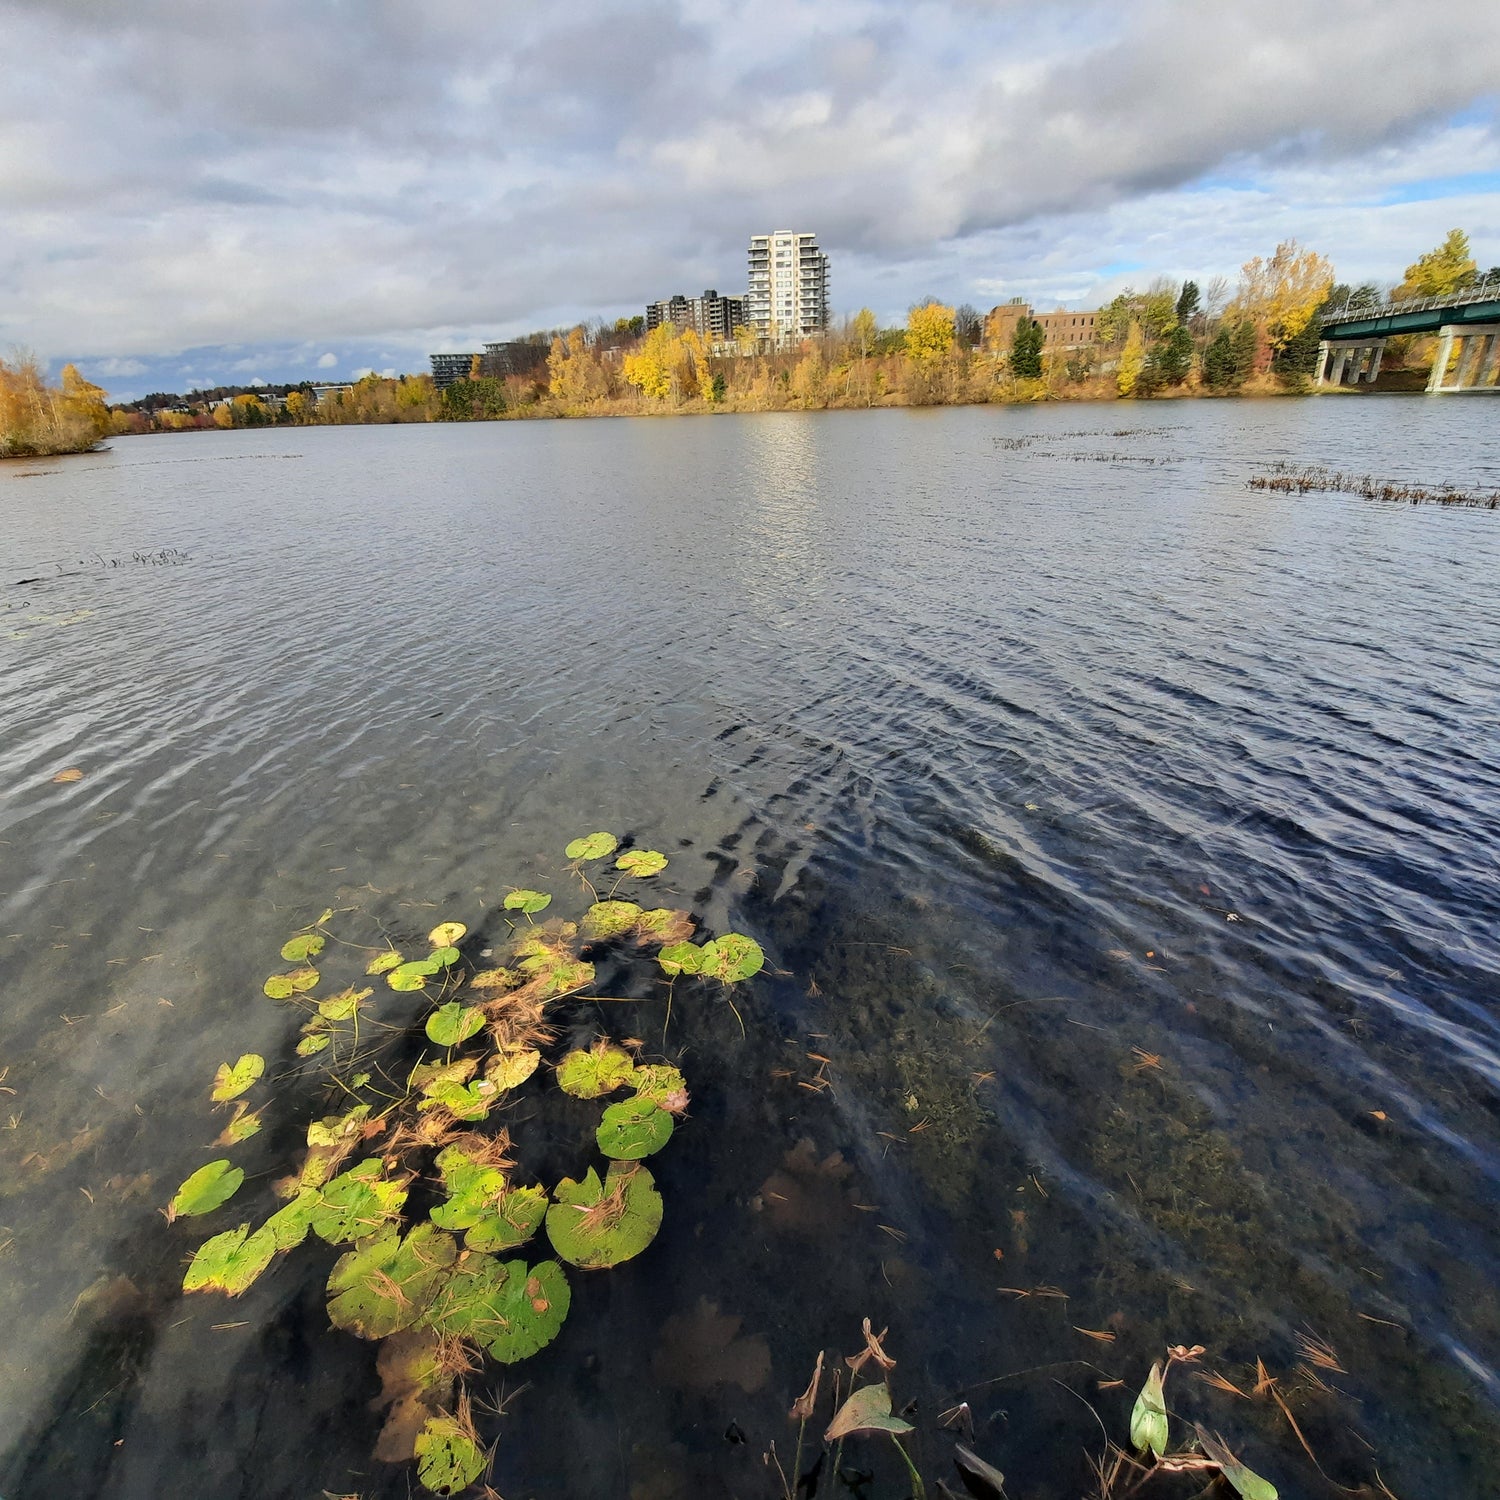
[{"xmin": 1316, "ymin": 276, "xmax": 1500, "ymax": 392}]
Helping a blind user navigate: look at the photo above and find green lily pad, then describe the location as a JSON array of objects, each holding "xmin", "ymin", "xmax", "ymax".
[
  {"xmin": 633, "ymin": 907, "xmax": 694, "ymax": 945},
  {"xmin": 631, "ymin": 1063, "xmax": 688, "ymax": 1111},
  {"xmin": 390, "ymin": 959, "xmax": 439, "ymax": 992},
  {"xmin": 318, "ymin": 986, "xmax": 372, "ymax": 1020},
  {"xmin": 546, "ymin": 1161, "xmax": 662, "ymax": 1269},
  {"xmin": 310, "ymin": 1159, "xmax": 408, "ymax": 1244},
  {"xmin": 428, "ymin": 921, "xmax": 467, "ymax": 948},
  {"xmin": 413, "ymin": 1056, "xmax": 477, "ymax": 1094},
  {"xmin": 211, "ymin": 1053, "xmax": 264, "ymax": 1102},
  {"xmin": 657, "ymin": 940, "xmax": 704, "ymax": 977},
  {"xmin": 414, "ymin": 1414, "xmax": 486, "ymax": 1496},
  {"xmin": 182, "ymin": 1222, "xmax": 277, "ymax": 1295},
  {"xmin": 168, "ymin": 1158, "xmax": 244, "ymax": 1220},
  {"xmin": 431, "ymin": 945, "xmax": 461, "ymax": 968},
  {"xmin": 296, "ymin": 1030, "xmax": 331, "ymax": 1057},
  {"xmin": 615, "ymin": 849, "xmax": 668, "ymax": 877},
  {"xmin": 262, "ymin": 1190, "xmax": 319, "ymax": 1250},
  {"xmin": 565, "ymin": 831, "xmax": 618, "ymax": 860},
  {"xmin": 1130, "ymin": 1361, "xmax": 1169, "ymax": 1458},
  {"xmin": 418, "ymin": 1078, "xmax": 498, "ymax": 1121},
  {"xmin": 580, "ymin": 900, "xmax": 644, "ymax": 942},
  {"xmin": 420, "ymin": 1253, "xmax": 570, "ymax": 1363},
  {"xmin": 263, "ymin": 973, "xmax": 295, "ymax": 999},
  {"xmin": 430, "ymin": 1145, "xmax": 507, "ymax": 1231},
  {"xmin": 425, "ymin": 1003, "xmax": 485, "ymax": 1047},
  {"xmin": 327, "ymin": 1222, "xmax": 457, "ymax": 1339},
  {"xmin": 366, "ymin": 950, "xmax": 404, "ymax": 975},
  {"xmin": 286, "ymin": 965, "xmax": 320, "ymax": 992},
  {"xmin": 503, "ymin": 889, "xmax": 552, "ymax": 914},
  {"xmin": 280, "ymin": 933, "xmax": 325, "ymax": 962},
  {"xmin": 214, "ymin": 1102, "xmax": 263, "ymax": 1146},
  {"xmin": 555, "ymin": 1042, "xmax": 636, "ymax": 1099},
  {"xmin": 486, "ymin": 1048, "xmax": 541, "ymax": 1091},
  {"xmin": 298, "ymin": 1106, "xmax": 373, "ymax": 1189},
  {"xmin": 597, "ymin": 1096, "xmax": 675, "ymax": 1159},
  {"xmin": 698, "ymin": 933, "xmax": 764, "ymax": 982},
  {"xmin": 466, "ymin": 1184, "xmax": 549, "ymax": 1253}
]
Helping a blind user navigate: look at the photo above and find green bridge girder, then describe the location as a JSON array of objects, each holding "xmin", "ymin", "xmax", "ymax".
[{"xmin": 1321, "ymin": 297, "xmax": 1500, "ymax": 340}]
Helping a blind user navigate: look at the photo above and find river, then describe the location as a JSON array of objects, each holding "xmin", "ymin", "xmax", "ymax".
[{"xmin": 1, "ymin": 400, "xmax": 1497, "ymax": 1499}]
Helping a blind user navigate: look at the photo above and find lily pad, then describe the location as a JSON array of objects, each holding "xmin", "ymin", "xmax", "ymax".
[
  {"xmin": 556, "ymin": 1042, "xmax": 636, "ymax": 1099},
  {"xmin": 414, "ymin": 1414, "xmax": 486, "ymax": 1497},
  {"xmin": 633, "ymin": 907, "xmax": 694, "ymax": 945},
  {"xmin": 421, "ymin": 1253, "xmax": 570, "ymax": 1363},
  {"xmin": 318, "ymin": 986, "xmax": 373, "ymax": 1020},
  {"xmin": 428, "ymin": 921, "xmax": 467, "ymax": 948},
  {"xmin": 597, "ymin": 1096, "xmax": 675, "ymax": 1159},
  {"xmin": 486, "ymin": 1049, "xmax": 541, "ymax": 1091},
  {"xmin": 426, "ymin": 1003, "xmax": 486, "ymax": 1047},
  {"xmin": 631, "ymin": 1063, "xmax": 689, "ymax": 1112},
  {"xmin": 214, "ymin": 1103, "xmax": 263, "ymax": 1146},
  {"xmin": 286, "ymin": 965, "xmax": 320, "ymax": 992},
  {"xmin": 413, "ymin": 1056, "xmax": 477, "ymax": 1094},
  {"xmin": 262, "ymin": 973, "xmax": 295, "ymax": 999},
  {"xmin": 566, "ymin": 831, "xmax": 618, "ymax": 861},
  {"xmin": 469, "ymin": 967, "xmax": 519, "ymax": 991},
  {"xmin": 430, "ymin": 1144, "xmax": 507, "ymax": 1231},
  {"xmin": 1130, "ymin": 1361, "xmax": 1169, "ymax": 1459},
  {"xmin": 310, "ymin": 1159, "xmax": 408, "ymax": 1244},
  {"xmin": 182, "ymin": 1222, "xmax": 277, "ymax": 1295},
  {"xmin": 389, "ymin": 959, "xmax": 440, "ymax": 991},
  {"xmin": 211, "ymin": 1054, "xmax": 264, "ymax": 1102},
  {"xmin": 546, "ymin": 1161, "xmax": 662, "ymax": 1269},
  {"xmin": 825, "ymin": 1382, "xmax": 914, "ymax": 1441},
  {"xmin": 296, "ymin": 1031, "xmax": 331, "ymax": 1057},
  {"xmin": 431, "ymin": 945, "xmax": 461, "ymax": 968},
  {"xmin": 419, "ymin": 1078, "xmax": 498, "ymax": 1121},
  {"xmin": 299, "ymin": 1106, "xmax": 372, "ymax": 1189},
  {"xmin": 503, "ymin": 889, "xmax": 552, "ymax": 914},
  {"xmin": 366, "ymin": 950, "xmax": 404, "ymax": 975},
  {"xmin": 466, "ymin": 1184, "xmax": 549, "ymax": 1253},
  {"xmin": 580, "ymin": 900, "xmax": 644, "ymax": 942},
  {"xmin": 657, "ymin": 940, "xmax": 704, "ymax": 977},
  {"xmin": 168, "ymin": 1159, "xmax": 244, "ymax": 1220},
  {"xmin": 262, "ymin": 1190, "xmax": 319, "ymax": 1250},
  {"xmin": 280, "ymin": 933, "xmax": 325, "ymax": 962},
  {"xmin": 698, "ymin": 933, "xmax": 764, "ymax": 982},
  {"xmin": 327, "ymin": 1222, "xmax": 457, "ymax": 1339},
  {"xmin": 616, "ymin": 849, "xmax": 668, "ymax": 877}
]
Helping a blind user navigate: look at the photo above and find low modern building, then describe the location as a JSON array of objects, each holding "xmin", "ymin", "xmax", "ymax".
[
  {"xmin": 645, "ymin": 289, "xmax": 747, "ymax": 340},
  {"xmin": 747, "ymin": 232, "xmax": 830, "ymax": 343}
]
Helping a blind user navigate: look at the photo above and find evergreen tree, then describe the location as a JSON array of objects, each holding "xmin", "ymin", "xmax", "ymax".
[
  {"xmin": 1230, "ymin": 320, "xmax": 1258, "ymax": 383},
  {"xmin": 1202, "ymin": 326, "xmax": 1237, "ymax": 389},
  {"xmin": 1156, "ymin": 323, "xmax": 1193, "ymax": 385},
  {"xmin": 1175, "ymin": 280, "xmax": 1201, "ymax": 324},
  {"xmin": 1010, "ymin": 317, "xmax": 1044, "ymax": 379}
]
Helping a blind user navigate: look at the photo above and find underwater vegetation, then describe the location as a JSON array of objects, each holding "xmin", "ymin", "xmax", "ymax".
[
  {"xmin": 164, "ymin": 832, "xmax": 762, "ymax": 1495},
  {"xmin": 1248, "ymin": 462, "xmax": 1500, "ymax": 508}
]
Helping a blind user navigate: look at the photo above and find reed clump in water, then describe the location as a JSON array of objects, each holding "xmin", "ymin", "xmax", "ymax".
[{"xmin": 1249, "ymin": 463, "xmax": 1500, "ymax": 508}]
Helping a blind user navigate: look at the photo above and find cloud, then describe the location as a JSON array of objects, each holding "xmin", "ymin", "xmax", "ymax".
[
  {"xmin": 4, "ymin": 0, "xmax": 1498, "ymax": 398},
  {"xmin": 316, "ymin": 352, "xmax": 338, "ymax": 368}
]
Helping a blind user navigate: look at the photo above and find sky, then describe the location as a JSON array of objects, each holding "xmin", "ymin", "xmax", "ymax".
[{"xmin": 3, "ymin": 0, "xmax": 1499, "ymax": 402}]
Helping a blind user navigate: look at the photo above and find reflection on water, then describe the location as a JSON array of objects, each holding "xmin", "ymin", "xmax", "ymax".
[{"xmin": 1, "ymin": 401, "xmax": 1498, "ymax": 1498}]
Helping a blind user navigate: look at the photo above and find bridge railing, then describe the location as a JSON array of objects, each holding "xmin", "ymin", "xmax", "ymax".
[{"xmin": 1320, "ymin": 273, "xmax": 1500, "ymax": 326}]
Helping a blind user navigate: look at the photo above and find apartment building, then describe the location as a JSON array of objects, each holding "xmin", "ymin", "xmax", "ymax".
[
  {"xmin": 747, "ymin": 232, "xmax": 830, "ymax": 343},
  {"xmin": 430, "ymin": 352, "xmax": 478, "ymax": 390},
  {"xmin": 645, "ymin": 289, "xmax": 747, "ymax": 339}
]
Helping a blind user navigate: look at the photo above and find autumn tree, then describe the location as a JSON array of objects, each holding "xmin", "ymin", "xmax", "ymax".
[
  {"xmin": 1117, "ymin": 321, "xmax": 1146, "ymax": 396},
  {"xmin": 548, "ymin": 327, "xmax": 610, "ymax": 408},
  {"xmin": 954, "ymin": 304, "xmax": 983, "ymax": 348},
  {"xmin": 1230, "ymin": 239, "xmax": 1334, "ymax": 360},
  {"xmin": 906, "ymin": 302, "xmax": 956, "ymax": 363},
  {"xmin": 1396, "ymin": 229, "xmax": 1477, "ymax": 299}
]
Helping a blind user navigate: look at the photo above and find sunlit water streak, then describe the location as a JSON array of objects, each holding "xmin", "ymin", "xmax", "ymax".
[{"xmin": 1, "ymin": 402, "xmax": 1497, "ymax": 1498}]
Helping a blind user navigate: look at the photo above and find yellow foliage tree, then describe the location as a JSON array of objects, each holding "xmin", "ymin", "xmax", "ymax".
[
  {"xmin": 284, "ymin": 389, "xmax": 309, "ymax": 422},
  {"xmin": 1230, "ymin": 239, "xmax": 1334, "ymax": 354},
  {"xmin": 622, "ymin": 323, "xmax": 682, "ymax": 401},
  {"xmin": 1396, "ymin": 229, "xmax": 1477, "ymax": 300},
  {"xmin": 1117, "ymin": 321, "xmax": 1145, "ymax": 396},
  {"xmin": 549, "ymin": 327, "xmax": 611, "ymax": 407},
  {"xmin": 212, "ymin": 403, "xmax": 234, "ymax": 429},
  {"xmin": 906, "ymin": 303, "xmax": 956, "ymax": 363},
  {"xmin": 58, "ymin": 364, "xmax": 111, "ymax": 438}
]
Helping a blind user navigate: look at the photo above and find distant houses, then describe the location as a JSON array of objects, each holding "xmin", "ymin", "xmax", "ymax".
[
  {"xmin": 984, "ymin": 297, "xmax": 1099, "ymax": 351},
  {"xmin": 429, "ymin": 340, "xmax": 550, "ymax": 390}
]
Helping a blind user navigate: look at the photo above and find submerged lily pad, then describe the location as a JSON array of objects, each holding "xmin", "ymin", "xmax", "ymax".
[
  {"xmin": 486, "ymin": 1048, "xmax": 541, "ymax": 1091},
  {"xmin": 546, "ymin": 1161, "xmax": 663, "ymax": 1269},
  {"xmin": 168, "ymin": 1159, "xmax": 244, "ymax": 1220},
  {"xmin": 633, "ymin": 907, "xmax": 694, "ymax": 945},
  {"xmin": 420, "ymin": 1253, "xmax": 570, "ymax": 1363},
  {"xmin": 503, "ymin": 889, "xmax": 552, "ymax": 914},
  {"xmin": 211, "ymin": 1054, "xmax": 264, "ymax": 1102},
  {"xmin": 597, "ymin": 1096, "xmax": 675, "ymax": 1159},
  {"xmin": 565, "ymin": 831, "xmax": 618, "ymax": 861},
  {"xmin": 280, "ymin": 933, "xmax": 325, "ymax": 963},
  {"xmin": 616, "ymin": 849, "xmax": 668, "ymax": 878},
  {"xmin": 556, "ymin": 1042, "xmax": 636, "ymax": 1099},
  {"xmin": 310, "ymin": 1159, "xmax": 408, "ymax": 1244},
  {"xmin": 414, "ymin": 1414, "xmax": 486, "ymax": 1496},
  {"xmin": 466, "ymin": 1184, "xmax": 549, "ymax": 1253},
  {"xmin": 366, "ymin": 950, "xmax": 404, "ymax": 975},
  {"xmin": 657, "ymin": 940, "xmax": 704, "ymax": 977},
  {"xmin": 182, "ymin": 1222, "xmax": 277, "ymax": 1295},
  {"xmin": 214, "ymin": 1102, "xmax": 263, "ymax": 1146},
  {"xmin": 428, "ymin": 921, "xmax": 467, "ymax": 948},
  {"xmin": 580, "ymin": 900, "xmax": 644, "ymax": 942},
  {"xmin": 698, "ymin": 933, "xmax": 764, "ymax": 982},
  {"xmin": 327, "ymin": 1222, "xmax": 457, "ymax": 1339},
  {"xmin": 425, "ymin": 1003, "xmax": 485, "ymax": 1047}
]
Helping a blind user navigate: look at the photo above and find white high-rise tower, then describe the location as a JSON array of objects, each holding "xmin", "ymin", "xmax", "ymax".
[{"xmin": 747, "ymin": 231, "xmax": 830, "ymax": 344}]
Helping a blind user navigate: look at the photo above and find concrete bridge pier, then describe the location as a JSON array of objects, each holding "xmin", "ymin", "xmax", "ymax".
[
  {"xmin": 1316, "ymin": 339, "xmax": 1385, "ymax": 387},
  {"xmin": 1427, "ymin": 323, "xmax": 1500, "ymax": 392}
]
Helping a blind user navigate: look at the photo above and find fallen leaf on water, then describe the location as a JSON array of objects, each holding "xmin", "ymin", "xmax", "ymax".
[{"xmin": 52, "ymin": 768, "xmax": 84, "ymax": 783}]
